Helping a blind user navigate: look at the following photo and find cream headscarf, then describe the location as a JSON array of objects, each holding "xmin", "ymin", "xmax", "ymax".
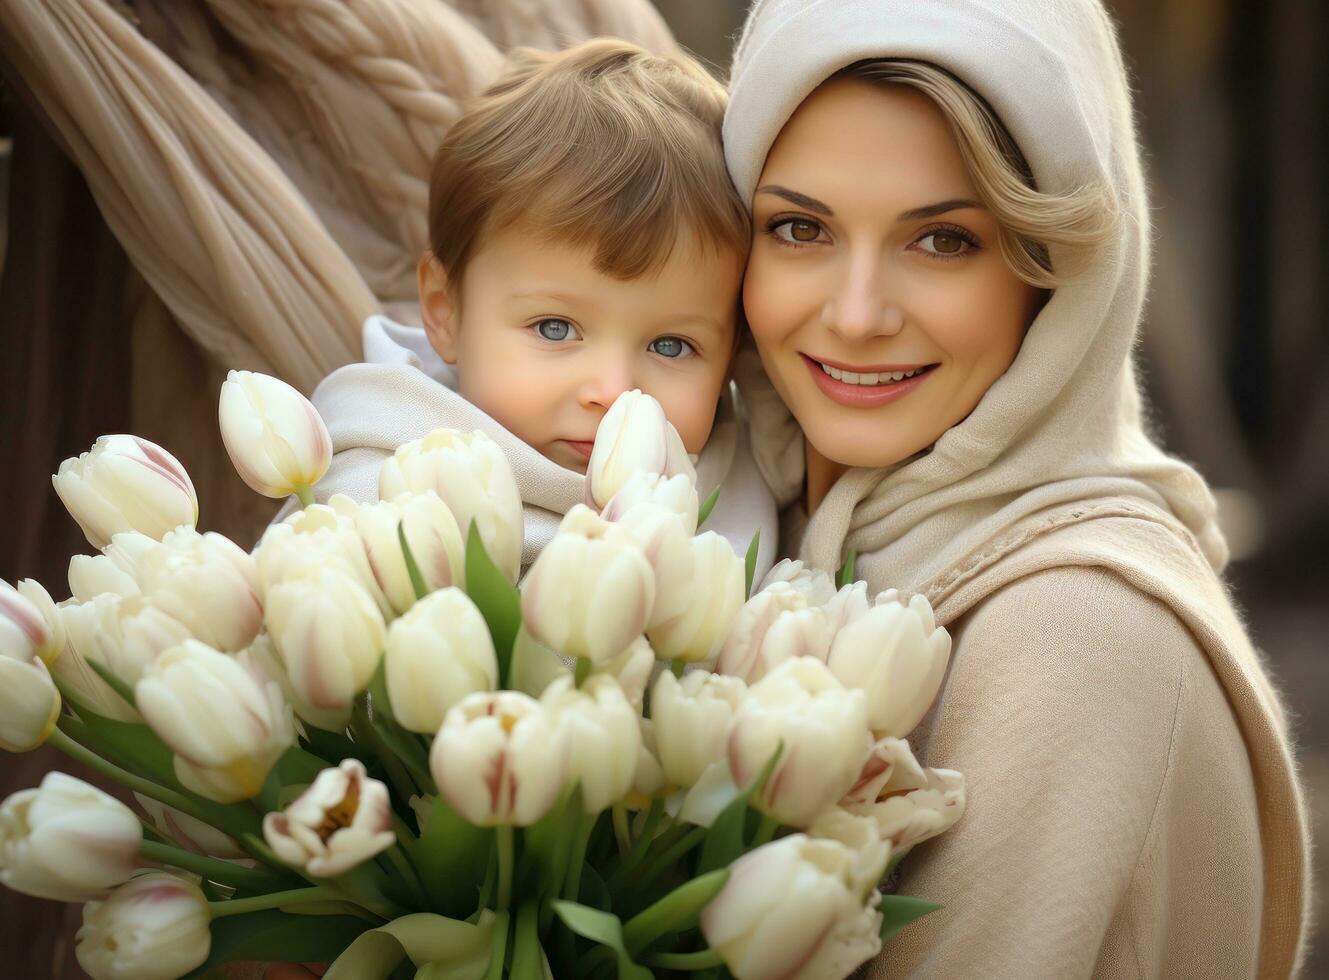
[{"xmin": 723, "ymin": 0, "xmax": 1228, "ymax": 591}]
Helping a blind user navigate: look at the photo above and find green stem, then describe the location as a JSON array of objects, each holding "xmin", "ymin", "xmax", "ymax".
[
  {"xmin": 633, "ymin": 826, "xmax": 708, "ymax": 892},
  {"xmin": 495, "ymin": 824, "xmax": 515, "ymax": 911},
  {"xmin": 295, "ymin": 484, "xmax": 316, "ymax": 508},
  {"xmin": 140, "ymin": 840, "xmax": 291, "ymax": 892},
  {"xmin": 574, "ymin": 657, "xmax": 591, "ymax": 688},
  {"xmin": 562, "ymin": 809, "xmax": 595, "ymax": 904},
  {"xmin": 645, "ymin": 947, "xmax": 725, "ymax": 970},
  {"xmin": 382, "ymin": 841, "xmax": 429, "ymax": 910},
  {"xmin": 483, "ymin": 908, "xmax": 511, "ymax": 980},
  {"xmin": 609, "ymin": 799, "xmax": 664, "ymax": 887},
  {"xmin": 351, "ymin": 701, "xmax": 419, "ymax": 803},
  {"xmin": 670, "ymin": 659, "xmax": 686, "ymax": 679},
  {"xmin": 209, "ymin": 884, "xmax": 337, "ymax": 919},
  {"xmin": 752, "ymin": 813, "xmax": 779, "ymax": 848}
]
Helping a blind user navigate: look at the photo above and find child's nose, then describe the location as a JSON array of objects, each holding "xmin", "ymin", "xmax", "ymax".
[{"xmin": 576, "ymin": 359, "xmax": 636, "ymax": 412}]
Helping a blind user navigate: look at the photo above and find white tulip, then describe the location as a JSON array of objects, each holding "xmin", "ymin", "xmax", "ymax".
[
  {"xmin": 605, "ymin": 504, "xmax": 694, "ymax": 628},
  {"xmin": 521, "ymin": 505, "xmax": 655, "ymax": 665},
  {"xmin": 675, "ymin": 759, "xmax": 741, "ymax": 828},
  {"xmin": 0, "ymin": 654, "xmax": 61, "ymax": 752},
  {"xmin": 430, "ymin": 691, "xmax": 567, "ymax": 826},
  {"xmin": 106, "ymin": 527, "xmax": 262, "ymax": 654},
  {"xmin": 543, "ymin": 675, "xmax": 641, "ymax": 813},
  {"xmin": 822, "ymin": 581, "xmax": 872, "ymax": 636},
  {"xmin": 218, "ymin": 369, "xmax": 332, "ymax": 499},
  {"xmin": 15, "ymin": 579, "xmax": 64, "ymax": 664},
  {"xmin": 134, "ymin": 794, "xmax": 246, "ymax": 860},
  {"xmin": 507, "ymin": 626, "xmax": 573, "ymax": 699},
  {"xmin": 76, "ymin": 871, "xmax": 211, "ymax": 980},
  {"xmin": 700, "ymin": 834, "xmax": 882, "ymax": 980},
  {"xmin": 74, "ymin": 594, "xmax": 193, "ymax": 688},
  {"xmin": 235, "ymin": 633, "xmax": 346, "ymax": 733},
  {"xmin": 647, "ymin": 532, "xmax": 745, "ymax": 664},
  {"xmin": 256, "ymin": 499, "xmax": 390, "ymax": 616},
  {"xmin": 840, "ymin": 736, "xmax": 929, "ymax": 808},
  {"xmin": 651, "ymin": 670, "xmax": 747, "ymax": 789},
  {"xmin": 135, "ymin": 640, "xmax": 294, "ymax": 803},
  {"xmin": 53, "ymin": 597, "xmax": 141, "ymax": 723},
  {"xmin": 727, "ymin": 658, "xmax": 870, "ymax": 828},
  {"xmin": 384, "ymin": 588, "xmax": 497, "ymax": 734},
  {"xmin": 52, "ymin": 435, "xmax": 198, "ymax": 550},
  {"xmin": 68, "ymin": 554, "xmax": 141, "ymax": 603},
  {"xmin": 601, "ymin": 471, "xmax": 699, "ymax": 532},
  {"xmin": 265, "ymin": 564, "xmax": 388, "ymax": 719},
  {"xmin": 586, "ymin": 390, "xmax": 695, "ymax": 509},
  {"xmin": 348, "ymin": 491, "xmax": 466, "ymax": 614},
  {"xmin": 716, "ymin": 582, "xmax": 832, "ymax": 683},
  {"xmin": 826, "ymin": 592, "xmax": 951, "ymax": 737},
  {"xmin": 627, "ymin": 718, "xmax": 668, "ymax": 807},
  {"xmin": 845, "ymin": 767, "xmax": 966, "ymax": 855},
  {"xmin": 591, "ymin": 635, "xmax": 655, "ymax": 713},
  {"xmin": 379, "ymin": 428, "xmax": 524, "ymax": 583},
  {"xmin": 757, "ymin": 560, "xmax": 838, "ymax": 607},
  {"xmin": 0, "ymin": 772, "xmax": 141, "ymax": 901},
  {"xmin": 1, "ymin": 579, "xmax": 56, "ymax": 664},
  {"xmin": 807, "ymin": 808, "xmax": 894, "ymax": 902},
  {"xmin": 264, "ymin": 759, "xmax": 395, "ymax": 876}
]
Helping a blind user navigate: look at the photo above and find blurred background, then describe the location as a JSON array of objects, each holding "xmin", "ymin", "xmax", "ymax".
[{"xmin": 1, "ymin": 0, "xmax": 1324, "ymax": 975}]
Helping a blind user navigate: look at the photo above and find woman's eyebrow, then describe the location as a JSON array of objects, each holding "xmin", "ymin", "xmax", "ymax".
[
  {"xmin": 897, "ymin": 198, "xmax": 983, "ymax": 221},
  {"xmin": 755, "ymin": 185, "xmax": 834, "ymax": 216}
]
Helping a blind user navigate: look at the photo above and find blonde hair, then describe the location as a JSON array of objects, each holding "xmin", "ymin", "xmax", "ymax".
[
  {"xmin": 428, "ymin": 40, "xmax": 750, "ymax": 283},
  {"xmin": 836, "ymin": 60, "xmax": 1117, "ymax": 288}
]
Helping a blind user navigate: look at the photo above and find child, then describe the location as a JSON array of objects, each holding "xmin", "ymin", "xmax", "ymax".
[{"xmin": 307, "ymin": 40, "xmax": 776, "ymax": 575}]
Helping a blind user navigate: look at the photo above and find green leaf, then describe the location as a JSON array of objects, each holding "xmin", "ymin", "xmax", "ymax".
[
  {"xmin": 553, "ymin": 902, "xmax": 653, "ymax": 980},
  {"xmin": 878, "ymin": 894, "xmax": 942, "ymax": 943},
  {"xmin": 464, "ymin": 522, "xmax": 522, "ymax": 687},
  {"xmin": 398, "ymin": 520, "xmax": 430, "ymax": 601},
  {"xmin": 744, "ymin": 530, "xmax": 761, "ymax": 599},
  {"xmin": 86, "ymin": 658, "xmax": 136, "ymax": 709},
  {"xmin": 416, "ymin": 793, "xmax": 493, "ymax": 918},
  {"xmin": 622, "ymin": 869, "xmax": 729, "ymax": 954},
  {"xmin": 579, "ymin": 863, "xmax": 613, "ymax": 912},
  {"xmin": 837, "ymin": 548, "xmax": 858, "ymax": 589},
  {"xmin": 518, "ymin": 783, "xmax": 579, "ymax": 899},
  {"xmin": 696, "ymin": 743, "xmax": 782, "ymax": 876},
  {"xmin": 181, "ymin": 911, "xmax": 368, "ymax": 978},
  {"xmin": 260, "ymin": 744, "xmax": 333, "ymax": 812},
  {"xmin": 696, "ymin": 487, "xmax": 721, "ymax": 529},
  {"xmin": 508, "ymin": 902, "xmax": 544, "ymax": 980},
  {"xmin": 323, "ymin": 911, "xmax": 494, "ymax": 980}
]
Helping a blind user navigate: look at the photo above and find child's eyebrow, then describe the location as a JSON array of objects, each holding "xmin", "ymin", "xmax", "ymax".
[{"xmin": 509, "ymin": 290, "xmax": 589, "ymax": 306}]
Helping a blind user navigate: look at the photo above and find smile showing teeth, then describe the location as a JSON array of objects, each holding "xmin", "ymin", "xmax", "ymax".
[{"xmin": 818, "ymin": 361, "xmax": 928, "ymax": 385}]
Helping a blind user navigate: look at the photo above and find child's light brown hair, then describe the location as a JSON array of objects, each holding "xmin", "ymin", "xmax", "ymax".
[{"xmin": 427, "ymin": 39, "xmax": 750, "ymax": 284}]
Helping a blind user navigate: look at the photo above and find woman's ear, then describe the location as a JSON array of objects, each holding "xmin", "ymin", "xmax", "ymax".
[{"xmin": 417, "ymin": 253, "xmax": 459, "ymax": 364}]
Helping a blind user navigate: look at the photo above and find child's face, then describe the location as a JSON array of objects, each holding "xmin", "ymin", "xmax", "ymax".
[{"xmin": 419, "ymin": 224, "xmax": 742, "ymax": 473}]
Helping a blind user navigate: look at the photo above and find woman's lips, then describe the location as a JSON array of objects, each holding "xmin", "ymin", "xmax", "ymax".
[{"xmin": 801, "ymin": 354, "xmax": 937, "ymax": 408}]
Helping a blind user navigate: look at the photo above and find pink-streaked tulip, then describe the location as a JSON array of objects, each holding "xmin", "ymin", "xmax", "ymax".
[
  {"xmin": 135, "ymin": 640, "xmax": 294, "ymax": 803},
  {"xmin": 0, "ymin": 772, "xmax": 141, "ymax": 901},
  {"xmin": 256, "ymin": 499, "xmax": 390, "ymax": 615},
  {"xmin": 76, "ymin": 871, "xmax": 211, "ymax": 980},
  {"xmin": 601, "ymin": 471, "xmax": 699, "ymax": 532},
  {"xmin": 807, "ymin": 808, "xmax": 894, "ymax": 902},
  {"xmin": 67, "ymin": 554, "xmax": 141, "ymax": 603},
  {"xmin": 52, "ymin": 435, "xmax": 198, "ymax": 550},
  {"xmin": 263, "ymin": 759, "xmax": 395, "ymax": 876},
  {"xmin": 218, "ymin": 370, "xmax": 332, "ymax": 499},
  {"xmin": 647, "ymin": 532, "xmax": 745, "ymax": 664},
  {"xmin": 651, "ymin": 670, "xmax": 747, "ymax": 789},
  {"xmin": 840, "ymin": 737, "xmax": 929, "ymax": 808},
  {"xmin": 15, "ymin": 579, "xmax": 64, "ymax": 664},
  {"xmin": 134, "ymin": 794, "xmax": 246, "ymax": 860},
  {"xmin": 430, "ymin": 691, "xmax": 567, "ymax": 827},
  {"xmin": 700, "ymin": 834, "xmax": 882, "ymax": 980},
  {"xmin": 727, "ymin": 658, "xmax": 870, "ymax": 828},
  {"xmin": 716, "ymin": 582, "xmax": 832, "ymax": 683},
  {"xmin": 378, "ymin": 428, "xmax": 524, "ymax": 583},
  {"xmin": 826, "ymin": 591, "xmax": 951, "ymax": 737},
  {"xmin": 265, "ymin": 564, "xmax": 387, "ymax": 718},
  {"xmin": 0, "ymin": 655, "xmax": 61, "ymax": 752},
  {"xmin": 592, "ymin": 636, "xmax": 655, "ymax": 713},
  {"xmin": 346, "ymin": 491, "xmax": 466, "ymax": 615},
  {"xmin": 521, "ymin": 506, "xmax": 655, "ymax": 665},
  {"xmin": 235, "ymin": 633, "xmax": 346, "ymax": 733},
  {"xmin": 605, "ymin": 504, "xmax": 693, "ymax": 628},
  {"xmin": 586, "ymin": 390, "xmax": 696, "ymax": 510},
  {"xmin": 54, "ymin": 597, "xmax": 141, "ymax": 723},
  {"xmin": 384, "ymin": 588, "xmax": 497, "ymax": 734},
  {"xmin": 757, "ymin": 560, "xmax": 837, "ymax": 607},
  {"xmin": 845, "ymin": 767, "xmax": 966, "ymax": 855},
  {"xmin": 542, "ymin": 675, "xmax": 641, "ymax": 813},
  {"xmin": 1, "ymin": 579, "xmax": 55, "ymax": 664},
  {"xmin": 107, "ymin": 527, "xmax": 262, "ymax": 654}
]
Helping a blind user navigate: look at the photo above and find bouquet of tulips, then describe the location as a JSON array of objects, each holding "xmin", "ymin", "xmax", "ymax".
[{"xmin": 0, "ymin": 371, "xmax": 965, "ymax": 980}]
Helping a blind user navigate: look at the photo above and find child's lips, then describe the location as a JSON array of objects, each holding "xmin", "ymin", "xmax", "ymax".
[{"xmin": 564, "ymin": 440, "xmax": 595, "ymax": 460}]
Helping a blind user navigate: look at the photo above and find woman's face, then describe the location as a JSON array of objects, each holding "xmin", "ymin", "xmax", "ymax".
[{"xmin": 744, "ymin": 77, "xmax": 1042, "ymax": 470}]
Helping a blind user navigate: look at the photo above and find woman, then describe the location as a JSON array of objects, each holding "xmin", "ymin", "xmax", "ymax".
[{"xmin": 723, "ymin": 0, "xmax": 1310, "ymax": 977}]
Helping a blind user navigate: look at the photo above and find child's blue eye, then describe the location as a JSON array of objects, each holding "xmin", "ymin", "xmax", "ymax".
[
  {"xmin": 535, "ymin": 318, "xmax": 576, "ymax": 342},
  {"xmin": 650, "ymin": 336, "xmax": 693, "ymax": 358}
]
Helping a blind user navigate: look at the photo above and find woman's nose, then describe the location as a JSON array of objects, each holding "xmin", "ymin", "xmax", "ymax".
[{"xmin": 824, "ymin": 253, "xmax": 905, "ymax": 342}]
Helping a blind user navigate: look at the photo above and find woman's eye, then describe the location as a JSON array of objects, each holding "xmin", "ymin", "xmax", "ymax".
[
  {"xmin": 534, "ymin": 318, "xmax": 576, "ymax": 342},
  {"xmin": 916, "ymin": 231, "xmax": 974, "ymax": 257},
  {"xmin": 649, "ymin": 336, "xmax": 694, "ymax": 359},
  {"xmin": 770, "ymin": 218, "xmax": 826, "ymax": 245}
]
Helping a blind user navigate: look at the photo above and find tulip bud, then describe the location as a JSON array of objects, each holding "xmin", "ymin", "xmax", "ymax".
[
  {"xmin": 68, "ymin": 554, "xmax": 141, "ymax": 603},
  {"xmin": 727, "ymin": 658, "xmax": 869, "ymax": 828},
  {"xmin": 264, "ymin": 759, "xmax": 395, "ymax": 876},
  {"xmin": 384, "ymin": 588, "xmax": 497, "ymax": 734},
  {"xmin": 651, "ymin": 670, "xmax": 747, "ymax": 789},
  {"xmin": 430, "ymin": 691, "xmax": 567, "ymax": 826},
  {"xmin": 76, "ymin": 871, "xmax": 211, "ymax": 980},
  {"xmin": 218, "ymin": 370, "xmax": 332, "ymax": 499},
  {"xmin": 826, "ymin": 592, "xmax": 951, "ymax": 737},
  {"xmin": 15, "ymin": 579, "xmax": 64, "ymax": 664},
  {"xmin": 542, "ymin": 675, "xmax": 641, "ymax": 813},
  {"xmin": 0, "ymin": 772, "xmax": 142, "ymax": 901},
  {"xmin": 265, "ymin": 564, "xmax": 387, "ymax": 720},
  {"xmin": 52, "ymin": 435, "xmax": 198, "ymax": 550},
  {"xmin": 716, "ymin": 583, "xmax": 832, "ymax": 683},
  {"xmin": 757, "ymin": 560, "xmax": 837, "ymax": 607},
  {"xmin": 78, "ymin": 594, "xmax": 193, "ymax": 688},
  {"xmin": 54, "ymin": 597, "xmax": 142, "ymax": 723},
  {"xmin": 379, "ymin": 428, "xmax": 524, "ymax": 582},
  {"xmin": 107, "ymin": 527, "xmax": 262, "ymax": 654},
  {"xmin": 507, "ymin": 626, "xmax": 573, "ymax": 699},
  {"xmin": 1, "ymin": 579, "xmax": 55, "ymax": 664},
  {"xmin": 627, "ymin": 719, "xmax": 667, "ymax": 807},
  {"xmin": 591, "ymin": 635, "xmax": 655, "ymax": 713},
  {"xmin": 586, "ymin": 390, "xmax": 696, "ymax": 509},
  {"xmin": 0, "ymin": 654, "xmax": 61, "ymax": 752},
  {"xmin": 822, "ymin": 581, "xmax": 871, "ymax": 635},
  {"xmin": 840, "ymin": 736, "xmax": 929, "ymax": 808},
  {"xmin": 601, "ymin": 471, "xmax": 699, "ymax": 532},
  {"xmin": 647, "ymin": 532, "xmax": 745, "ymax": 664},
  {"xmin": 256, "ymin": 500, "xmax": 390, "ymax": 615},
  {"xmin": 605, "ymin": 504, "xmax": 693, "ymax": 628},
  {"xmin": 521, "ymin": 506, "xmax": 655, "ymax": 665},
  {"xmin": 235, "ymin": 633, "xmax": 346, "ymax": 733},
  {"xmin": 135, "ymin": 640, "xmax": 294, "ymax": 803},
  {"xmin": 844, "ymin": 767, "xmax": 966, "ymax": 855},
  {"xmin": 134, "ymin": 794, "xmax": 246, "ymax": 860},
  {"xmin": 346, "ymin": 490, "xmax": 466, "ymax": 614},
  {"xmin": 807, "ymin": 808, "xmax": 893, "ymax": 902},
  {"xmin": 700, "ymin": 834, "xmax": 882, "ymax": 980}
]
